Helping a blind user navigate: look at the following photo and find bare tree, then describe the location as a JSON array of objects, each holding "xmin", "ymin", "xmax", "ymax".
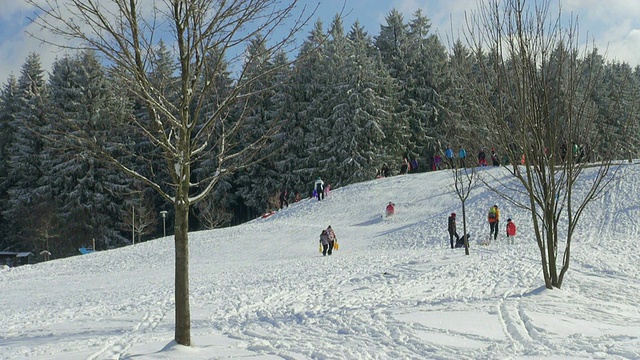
[
  {"xmin": 450, "ymin": 163, "xmax": 478, "ymax": 255},
  {"xmin": 121, "ymin": 195, "xmax": 158, "ymax": 244},
  {"xmin": 194, "ymin": 196, "xmax": 233, "ymax": 230},
  {"xmin": 26, "ymin": 0, "xmax": 316, "ymax": 345},
  {"xmin": 458, "ymin": 0, "xmax": 627, "ymax": 289}
]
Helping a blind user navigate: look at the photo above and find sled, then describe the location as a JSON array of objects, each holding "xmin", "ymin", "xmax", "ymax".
[
  {"xmin": 478, "ymin": 236, "xmax": 491, "ymax": 246},
  {"xmin": 78, "ymin": 246, "xmax": 95, "ymax": 255},
  {"xmin": 455, "ymin": 234, "xmax": 470, "ymax": 248},
  {"xmin": 261, "ymin": 211, "xmax": 276, "ymax": 219}
]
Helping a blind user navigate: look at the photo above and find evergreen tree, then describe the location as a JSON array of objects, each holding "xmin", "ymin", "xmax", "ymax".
[
  {"xmin": 320, "ymin": 20, "xmax": 398, "ymax": 184},
  {"xmin": 283, "ymin": 20, "xmax": 329, "ymax": 196},
  {"xmin": 443, "ymin": 40, "xmax": 487, "ymax": 157},
  {"xmin": 0, "ymin": 75, "xmax": 19, "ymax": 250},
  {"xmin": 4, "ymin": 53, "xmax": 51, "ymax": 252},
  {"xmin": 375, "ymin": 9, "xmax": 448, "ymax": 167},
  {"xmin": 594, "ymin": 59, "xmax": 637, "ymax": 159},
  {"xmin": 375, "ymin": 9, "xmax": 409, "ymax": 80},
  {"xmin": 230, "ymin": 35, "xmax": 285, "ymax": 213},
  {"xmin": 45, "ymin": 51, "xmax": 131, "ymax": 254},
  {"xmin": 404, "ymin": 9, "xmax": 449, "ymax": 159}
]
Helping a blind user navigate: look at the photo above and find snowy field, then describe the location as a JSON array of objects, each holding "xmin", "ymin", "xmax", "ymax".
[{"xmin": 1, "ymin": 163, "xmax": 639, "ymax": 359}]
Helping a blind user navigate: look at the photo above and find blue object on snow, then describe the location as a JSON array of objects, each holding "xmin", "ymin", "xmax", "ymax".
[{"xmin": 78, "ymin": 247, "xmax": 94, "ymax": 255}]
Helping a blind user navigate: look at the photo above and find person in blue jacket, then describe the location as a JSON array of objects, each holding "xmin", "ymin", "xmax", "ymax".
[
  {"xmin": 458, "ymin": 146, "xmax": 467, "ymax": 167},
  {"xmin": 445, "ymin": 145, "xmax": 454, "ymax": 168}
]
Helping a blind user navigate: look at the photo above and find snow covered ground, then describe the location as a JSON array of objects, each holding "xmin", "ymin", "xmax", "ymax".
[{"xmin": 1, "ymin": 164, "xmax": 639, "ymax": 359}]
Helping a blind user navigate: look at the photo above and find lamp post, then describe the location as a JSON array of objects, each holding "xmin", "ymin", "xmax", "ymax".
[{"xmin": 160, "ymin": 210, "xmax": 168, "ymax": 237}]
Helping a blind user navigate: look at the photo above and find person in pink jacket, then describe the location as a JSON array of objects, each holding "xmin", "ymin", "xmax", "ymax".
[{"xmin": 506, "ymin": 218, "xmax": 517, "ymax": 244}]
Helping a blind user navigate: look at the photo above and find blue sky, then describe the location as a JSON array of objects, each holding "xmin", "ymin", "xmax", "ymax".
[{"xmin": 1, "ymin": 0, "xmax": 639, "ymax": 81}]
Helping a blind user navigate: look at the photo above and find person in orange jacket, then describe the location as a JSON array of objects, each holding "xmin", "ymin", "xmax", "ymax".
[{"xmin": 506, "ymin": 218, "xmax": 517, "ymax": 244}]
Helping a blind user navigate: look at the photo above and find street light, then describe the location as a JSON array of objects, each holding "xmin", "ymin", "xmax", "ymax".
[{"xmin": 160, "ymin": 210, "xmax": 168, "ymax": 237}]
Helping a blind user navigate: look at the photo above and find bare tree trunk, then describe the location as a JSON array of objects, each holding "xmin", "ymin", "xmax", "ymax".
[{"xmin": 174, "ymin": 200, "xmax": 190, "ymax": 345}]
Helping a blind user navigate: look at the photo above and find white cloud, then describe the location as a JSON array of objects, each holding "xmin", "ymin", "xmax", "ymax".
[{"xmin": 605, "ymin": 28, "xmax": 640, "ymax": 66}]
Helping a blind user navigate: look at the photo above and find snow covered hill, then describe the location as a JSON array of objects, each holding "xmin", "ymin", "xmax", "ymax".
[{"xmin": 1, "ymin": 163, "xmax": 639, "ymax": 359}]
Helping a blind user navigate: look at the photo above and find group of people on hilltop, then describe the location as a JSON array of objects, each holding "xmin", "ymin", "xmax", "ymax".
[
  {"xmin": 443, "ymin": 145, "xmax": 504, "ymax": 169},
  {"xmin": 276, "ymin": 176, "xmax": 332, "ymax": 212},
  {"xmin": 279, "ymin": 189, "xmax": 302, "ymax": 210},
  {"xmin": 447, "ymin": 204, "xmax": 517, "ymax": 249},
  {"xmin": 376, "ymin": 156, "xmax": 421, "ymax": 178},
  {"xmin": 400, "ymin": 157, "xmax": 420, "ymax": 175},
  {"xmin": 313, "ymin": 177, "xmax": 331, "ymax": 201}
]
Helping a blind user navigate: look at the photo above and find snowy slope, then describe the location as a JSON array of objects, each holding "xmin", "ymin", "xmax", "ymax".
[{"xmin": 1, "ymin": 164, "xmax": 639, "ymax": 359}]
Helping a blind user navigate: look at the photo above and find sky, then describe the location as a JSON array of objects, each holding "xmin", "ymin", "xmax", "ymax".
[
  {"xmin": 1, "ymin": 162, "xmax": 639, "ymax": 359},
  {"xmin": 1, "ymin": 0, "xmax": 639, "ymax": 82}
]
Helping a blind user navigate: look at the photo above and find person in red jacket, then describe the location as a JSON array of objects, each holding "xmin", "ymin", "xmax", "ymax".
[
  {"xmin": 385, "ymin": 202, "xmax": 395, "ymax": 217},
  {"xmin": 506, "ymin": 218, "xmax": 517, "ymax": 244}
]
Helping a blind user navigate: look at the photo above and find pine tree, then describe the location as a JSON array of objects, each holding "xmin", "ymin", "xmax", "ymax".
[
  {"xmin": 375, "ymin": 9, "xmax": 448, "ymax": 167},
  {"xmin": 320, "ymin": 19, "xmax": 398, "ymax": 184},
  {"xmin": 230, "ymin": 35, "xmax": 285, "ymax": 213},
  {"xmin": 282, "ymin": 20, "xmax": 329, "ymax": 195},
  {"xmin": 0, "ymin": 75, "xmax": 20, "ymax": 250},
  {"xmin": 4, "ymin": 53, "xmax": 51, "ymax": 252},
  {"xmin": 442, "ymin": 40, "xmax": 481, "ymax": 154},
  {"xmin": 45, "ymin": 51, "xmax": 131, "ymax": 254}
]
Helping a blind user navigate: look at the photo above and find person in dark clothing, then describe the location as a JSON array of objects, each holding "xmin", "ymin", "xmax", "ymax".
[
  {"xmin": 400, "ymin": 158, "xmax": 409, "ymax": 175},
  {"xmin": 314, "ymin": 177, "xmax": 324, "ymax": 201},
  {"xmin": 279, "ymin": 189, "xmax": 288, "ymax": 210},
  {"xmin": 491, "ymin": 148, "xmax": 500, "ymax": 166},
  {"xmin": 319, "ymin": 230, "xmax": 330, "ymax": 256},
  {"xmin": 381, "ymin": 163, "xmax": 390, "ymax": 177},
  {"xmin": 326, "ymin": 226, "xmax": 337, "ymax": 255},
  {"xmin": 478, "ymin": 149, "xmax": 487, "ymax": 166},
  {"xmin": 448, "ymin": 213, "xmax": 460, "ymax": 249}
]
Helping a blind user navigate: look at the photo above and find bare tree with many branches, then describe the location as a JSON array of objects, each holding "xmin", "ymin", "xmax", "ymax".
[
  {"xmin": 457, "ymin": 0, "xmax": 630, "ymax": 289},
  {"xmin": 25, "ymin": 0, "xmax": 316, "ymax": 345}
]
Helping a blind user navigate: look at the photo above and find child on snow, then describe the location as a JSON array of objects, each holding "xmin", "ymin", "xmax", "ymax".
[
  {"xmin": 326, "ymin": 226, "xmax": 337, "ymax": 255},
  {"xmin": 386, "ymin": 202, "xmax": 395, "ymax": 217},
  {"xmin": 506, "ymin": 218, "xmax": 517, "ymax": 244}
]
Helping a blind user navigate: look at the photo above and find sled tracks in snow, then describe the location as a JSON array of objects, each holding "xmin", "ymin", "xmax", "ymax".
[{"xmin": 87, "ymin": 290, "xmax": 173, "ymax": 360}]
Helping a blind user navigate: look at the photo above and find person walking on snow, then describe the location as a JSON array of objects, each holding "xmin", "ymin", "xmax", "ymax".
[
  {"xmin": 478, "ymin": 148, "xmax": 487, "ymax": 166},
  {"xmin": 319, "ymin": 230, "xmax": 330, "ymax": 256},
  {"xmin": 326, "ymin": 226, "xmax": 337, "ymax": 255},
  {"xmin": 458, "ymin": 146, "xmax": 467, "ymax": 167},
  {"xmin": 279, "ymin": 189, "xmax": 288, "ymax": 210},
  {"xmin": 434, "ymin": 153, "xmax": 442, "ymax": 170},
  {"xmin": 444, "ymin": 145, "xmax": 454, "ymax": 168},
  {"xmin": 314, "ymin": 177, "xmax": 324, "ymax": 201},
  {"xmin": 488, "ymin": 204, "xmax": 500, "ymax": 241},
  {"xmin": 506, "ymin": 218, "xmax": 517, "ymax": 244},
  {"xmin": 491, "ymin": 148, "xmax": 500, "ymax": 166},
  {"xmin": 448, "ymin": 213, "xmax": 460, "ymax": 249}
]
